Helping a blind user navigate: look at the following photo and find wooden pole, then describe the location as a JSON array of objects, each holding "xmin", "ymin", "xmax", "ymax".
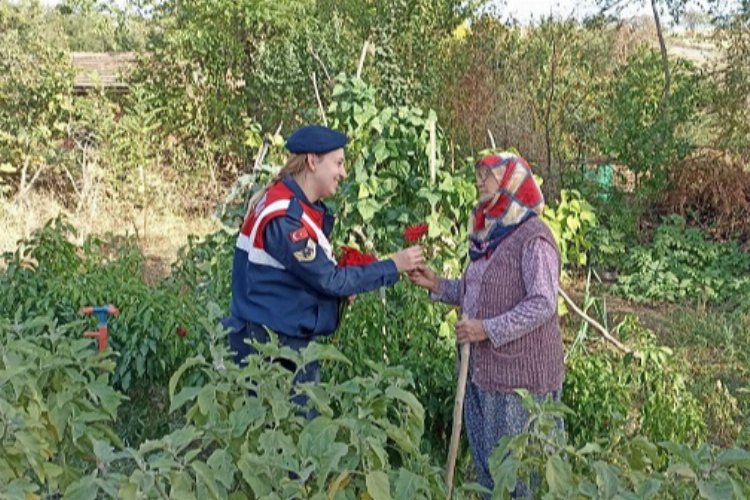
[
  {"xmin": 356, "ymin": 40, "xmax": 369, "ymax": 80},
  {"xmin": 311, "ymin": 72, "xmax": 328, "ymax": 127},
  {"xmin": 429, "ymin": 119, "xmax": 437, "ymax": 186},
  {"xmin": 445, "ymin": 315, "xmax": 471, "ymax": 499}
]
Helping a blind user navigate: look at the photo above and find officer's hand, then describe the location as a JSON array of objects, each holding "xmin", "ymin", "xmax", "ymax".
[
  {"xmin": 391, "ymin": 245, "xmax": 424, "ymax": 273},
  {"xmin": 407, "ymin": 264, "xmax": 440, "ymax": 293}
]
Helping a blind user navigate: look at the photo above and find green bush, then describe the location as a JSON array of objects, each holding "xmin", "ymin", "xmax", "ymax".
[
  {"xmin": 0, "ymin": 218, "xmax": 209, "ymax": 391},
  {"xmin": 0, "ymin": 308, "xmax": 455, "ymax": 498},
  {"xmin": 542, "ymin": 189, "xmax": 598, "ymax": 269},
  {"xmin": 490, "ymin": 392, "xmax": 750, "ymax": 498},
  {"xmin": 564, "ymin": 315, "xmax": 706, "ymax": 447},
  {"xmin": 597, "ymin": 48, "xmax": 706, "ymax": 194},
  {"xmin": 0, "ymin": 1, "xmax": 75, "ymax": 196},
  {"xmin": 614, "ymin": 216, "xmax": 750, "ymax": 307},
  {"xmin": 0, "ymin": 314, "xmax": 124, "ymax": 497},
  {"xmin": 73, "ymin": 314, "xmax": 450, "ymax": 498},
  {"xmin": 326, "ymin": 283, "xmax": 458, "ymax": 461}
]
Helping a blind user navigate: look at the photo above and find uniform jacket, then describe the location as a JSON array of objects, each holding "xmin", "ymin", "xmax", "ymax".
[{"xmin": 229, "ymin": 177, "xmax": 398, "ymax": 338}]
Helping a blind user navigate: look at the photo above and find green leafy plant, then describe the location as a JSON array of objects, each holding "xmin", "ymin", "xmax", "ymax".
[
  {"xmin": 0, "ymin": 217, "xmax": 209, "ymax": 391},
  {"xmin": 596, "ymin": 48, "xmax": 706, "ymax": 194},
  {"xmin": 0, "ymin": 1, "xmax": 75, "ymax": 198},
  {"xmin": 75, "ymin": 308, "xmax": 449, "ymax": 498},
  {"xmin": 565, "ymin": 314, "xmax": 706, "ymax": 448},
  {"xmin": 614, "ymin": 216, "xmax": 750, "ymax": 307},
  {"xmin": 327, "ymin": 282, "xmax": 459, "ymax": 462},
  {"xmin": 542, "ymin": 189, "xmax": 598, "ymax": 269},
  {"xmin": 329, "ymin": 74, "xmax": 475, "ymax": 274},
  {"xmin": 490, "ymin": 391, "xmax": 750, "ymax": 498},
  {"xmin": 0, "ymin": 314, "xmax": 124, "ymax": 497}
]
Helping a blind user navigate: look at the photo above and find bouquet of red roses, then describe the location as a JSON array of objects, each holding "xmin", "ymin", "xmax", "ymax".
[
  {"xmin": 338, "ymin": 246, "xmax": 378, "ymax": 267},
  {"xmin": 337, "ymin": 246, "xmax": 378, "ymax": 309}
]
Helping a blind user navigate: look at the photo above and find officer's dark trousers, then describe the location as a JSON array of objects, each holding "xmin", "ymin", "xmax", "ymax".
[{"xmin": 224, "ymin": 318, "xmax": 320, "ymax": 419}]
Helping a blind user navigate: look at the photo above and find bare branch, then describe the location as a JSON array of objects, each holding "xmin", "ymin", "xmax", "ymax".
[
  {"xmin": 311, "ymin": 72, "xmax": 328, "ymax": 126},
  {"xmin": 309, "ymin": 46, "xmax": 332, "ymax": 83},
  {"xmin": 14, "ymin": 160, "xmax": 45, "ymax": 205},
  {"xmin": 251, "ymin": 120, "xmax": 283, "ymax": 175},
  {"xmin": 559, "ymin": 288, "xmax": 634, "ymax": 354},
  {"xmin": 63, "ymin": 165, "xmax": 82, "ymax": 198},
  {"xmin": 487, "ymin": 129, "xmax": 496, "ymax": 149}
]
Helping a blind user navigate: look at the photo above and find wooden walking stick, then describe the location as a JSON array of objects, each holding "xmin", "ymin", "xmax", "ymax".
[{"xmin": 445, "ymin": 314, "xmax": 471, "ymax": 499}]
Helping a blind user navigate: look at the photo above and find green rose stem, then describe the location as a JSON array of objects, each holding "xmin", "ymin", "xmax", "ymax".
[{"xmin": 445, "ymin": 314, "xmax": 470, "ymax": 498}]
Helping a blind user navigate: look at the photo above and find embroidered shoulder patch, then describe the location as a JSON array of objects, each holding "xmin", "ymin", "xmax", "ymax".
[
  {"xmin": 289, "ymin": 227, "xmax": 309, "ymax": 243},
  {"xmin": 293, "ymin": 239, "xmax": 317, "ymax": 262}
]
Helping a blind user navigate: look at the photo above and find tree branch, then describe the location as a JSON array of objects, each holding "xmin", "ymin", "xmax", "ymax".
[
  {"xmin": 311, "ymin": 72, "xmax": 328, "ymax": 127},
  {"xmin": 651, "ymin": 0, "xmax": 671, "ymax": 114},
  {"xmin": 309, "ymin": 46, "xmax": 332, "ymax": 83},
  {"xmin": 559, "ymin": 288, "xmax": 634, "ymax": 354}
]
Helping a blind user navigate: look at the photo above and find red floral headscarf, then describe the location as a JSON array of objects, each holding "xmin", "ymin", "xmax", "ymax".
[{"xmin": 469, "ymin": 152, "xmax": 544, "ymax": 260}]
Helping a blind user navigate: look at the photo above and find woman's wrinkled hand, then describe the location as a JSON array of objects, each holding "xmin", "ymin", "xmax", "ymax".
[
  {"xmin": 455, "ymin": 319, "xmax": 488, "ymax": 344},
  {"xmin": 407, "ymin": 264, "xmax": 440, "ymax": 293}
]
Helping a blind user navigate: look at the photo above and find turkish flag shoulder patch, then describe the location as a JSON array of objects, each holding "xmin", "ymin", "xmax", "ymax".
[{"xmin": 289, "ymin": 227, "xmax": 309, "ymax": 243}]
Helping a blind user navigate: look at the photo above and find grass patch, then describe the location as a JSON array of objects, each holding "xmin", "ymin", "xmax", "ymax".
[{"xmin": 654, "ymin": 305, "xmax": 748, "ymax": 447}]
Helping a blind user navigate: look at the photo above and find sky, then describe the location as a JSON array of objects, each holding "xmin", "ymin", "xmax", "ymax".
[
  {"xmin": 500, "ymin": 0, "xmax": 659, "ymax": 24},
  {"xmin": 499, "ymin": 0, "xmax": 742, "ymax": 25},
  {"xmin": 38, "ymin": 0, "xmax": 730, "ymax": 27}
]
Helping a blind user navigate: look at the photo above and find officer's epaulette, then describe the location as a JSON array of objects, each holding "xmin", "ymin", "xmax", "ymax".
[{"xmin": 285, "ymin": 197, "xmax": 304, "ymax": 220}]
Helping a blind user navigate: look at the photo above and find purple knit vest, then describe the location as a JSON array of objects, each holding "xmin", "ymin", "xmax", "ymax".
[{"xmin": 464, "ymin": 217, "xmax": 565, "ymax": 393}]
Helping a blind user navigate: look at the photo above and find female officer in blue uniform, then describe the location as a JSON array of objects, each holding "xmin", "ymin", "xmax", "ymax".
[{"xmin": 223, "ymin": 125, "xmax": 424, "ymax": 401}]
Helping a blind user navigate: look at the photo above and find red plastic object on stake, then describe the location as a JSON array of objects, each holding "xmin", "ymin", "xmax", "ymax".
[{"xmin": 81, "ymin": 305, "xmax": 119, "ymax": 353}]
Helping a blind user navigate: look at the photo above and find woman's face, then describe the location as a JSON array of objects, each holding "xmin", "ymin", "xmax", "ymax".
[
  {"xmin": 475, "ymin": 166, "xmax": 501, "ymax": 200},
  {"xmin": 310, "ymin": 148, "xmax": 347, "ymax": 199}
]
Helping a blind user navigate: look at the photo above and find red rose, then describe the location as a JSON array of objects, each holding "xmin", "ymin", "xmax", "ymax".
[
  {"xmin": 404, "ymin": 223, "xmax": 429, "ymax": 242},
  {"xmin": 338, "ymin": 246, "xmax": 377, "ymax": 267},
  {"xmin": 176, "ymin": 326, "xmax": 187, "ymax": 338}
]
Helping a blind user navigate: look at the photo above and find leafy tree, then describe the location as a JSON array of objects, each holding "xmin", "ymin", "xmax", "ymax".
[
  {"xmin": 596, "ymin": 48, "xmax": 705, "ymax": 192},
  {"xmin": 437, "ymin": 17, "xmax": 621, "ymax": 200},
  {"xmin": 317, "ymin": 0, "xmax": 482, "ymax": 107},
  {"xmin": 129, "ymin": 0, "xmax": 351, "ymax": 189},
  {"xmin": 53, "ymin": 0, "xmax": 150, "ymax": 51},
  {"xmin": 0, "ymin": 1, "xmax": 75, "ymax": 198},
  {"xmin": 710, "ymin": 8, "xmax": 750, "ymax": 149}
]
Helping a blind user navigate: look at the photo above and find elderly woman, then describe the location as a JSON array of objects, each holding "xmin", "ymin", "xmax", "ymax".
[{"xmin": 409, "ymin": 152, "xmax": 564, "ymax": 497}]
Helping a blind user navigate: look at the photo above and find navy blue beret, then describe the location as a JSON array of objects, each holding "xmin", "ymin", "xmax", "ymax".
[{"xmin": 285, "ymin": 125, "xmax": 348, "ymax": 154}]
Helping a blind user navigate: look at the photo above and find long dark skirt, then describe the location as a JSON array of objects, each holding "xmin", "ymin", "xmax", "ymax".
[{"xmin": 464, "ymin": 379, "xmax": 563, "ymax": 498}]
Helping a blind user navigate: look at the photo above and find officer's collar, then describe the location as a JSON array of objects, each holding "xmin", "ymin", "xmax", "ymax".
[{"xmin": 281, "ymin": 176, "xmax": 328, "ymax": 214}]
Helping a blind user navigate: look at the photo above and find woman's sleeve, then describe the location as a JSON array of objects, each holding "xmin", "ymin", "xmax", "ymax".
[
  {"xmin": 430, "ymin": 278, "xmax": 462, "ymax": 306},
  {"xmin": 481, "ymin": 237, "xmax": 560, "ymax": 347}
]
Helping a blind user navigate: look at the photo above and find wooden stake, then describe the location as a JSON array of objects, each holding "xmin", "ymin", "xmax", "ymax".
[
  {"xmin": 311, "ymin": 72, "xmax": 328, "ymax": 127},
  {"xmin": 356, "ymin": 40, "xmax": 369, "ymax": 79},
  {"xmin": 445, "ymin": 315, "xmax": 471, "ymax": 499},
  {"xmin": 429, "ymin": 119, "xmax": 437, "ymax": 187}
]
